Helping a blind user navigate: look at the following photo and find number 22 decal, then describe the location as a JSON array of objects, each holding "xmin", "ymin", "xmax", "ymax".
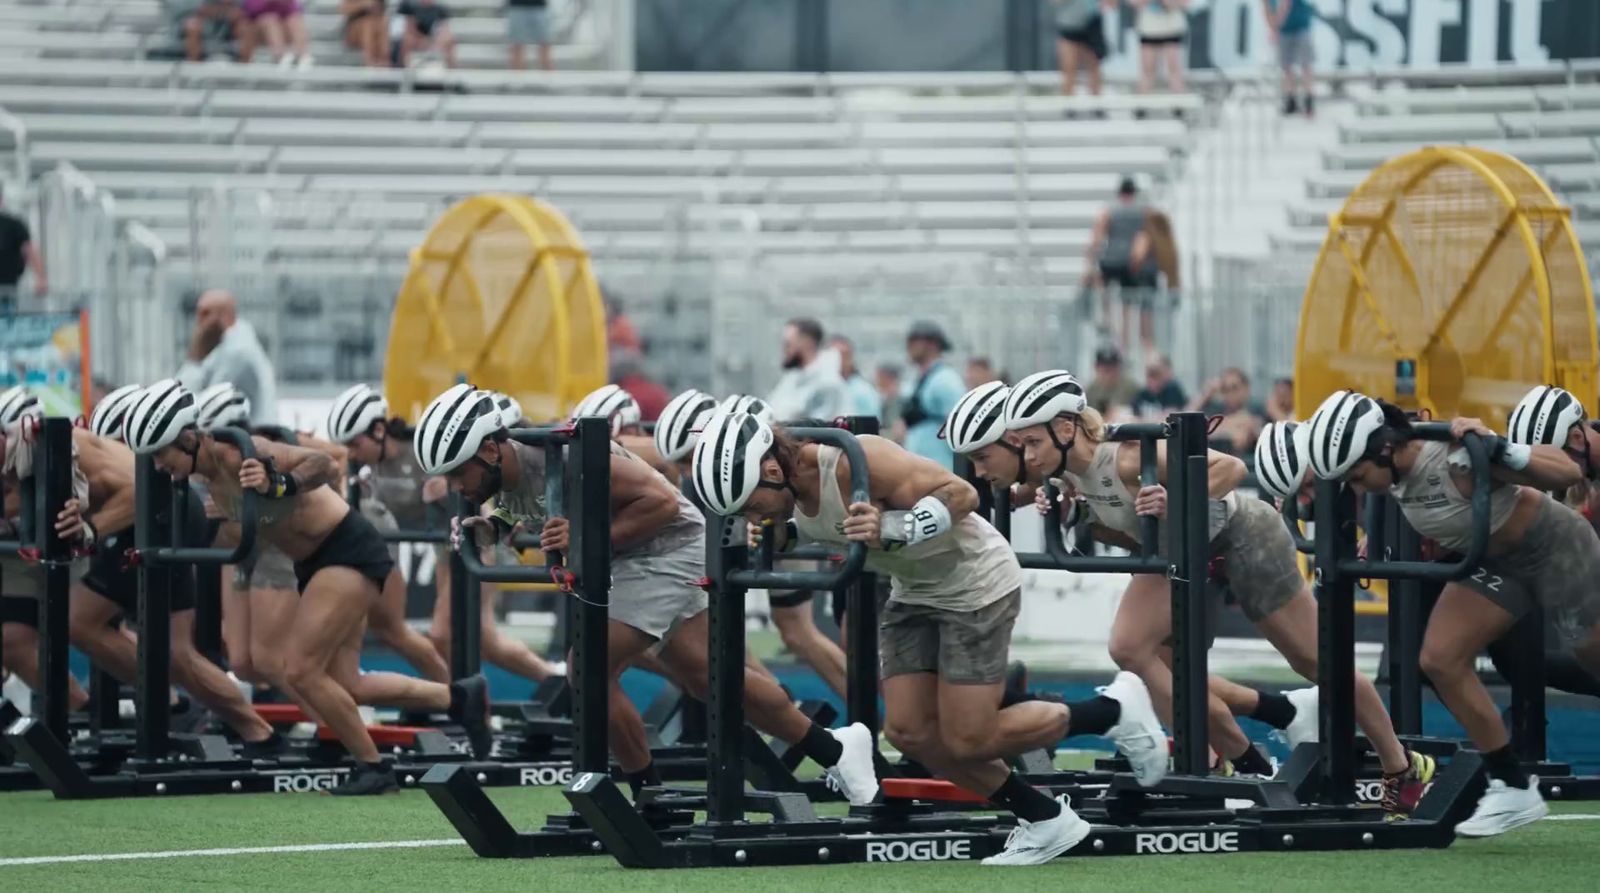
[{"xmin": 1471, "ymin": 568, "xmax": 1503, "ymax": 592}]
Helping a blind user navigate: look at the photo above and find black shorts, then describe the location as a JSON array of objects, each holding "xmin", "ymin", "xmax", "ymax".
[
  {"xmin": 293, "ymin": 510, "xmax": 395, "ymax": 595},
  {"xmin": 1059, "ymin": 16, "xmax": 1107, "ymax": 60},
  {"xmin": 1100, "ymin": 261, "xmax": 1158, "ymax": 291},
  {"xmin": 769, "ymin": 589, "xmax": 813, "ymax": 609},
  {"xmin": 0, "ymin": 595, "xmax": 37, "ymax": 627},
  {"xmin": 1140, "ymin": 34, "xmax": 1185, "ymax": 46},
  {"xmin": 79, "ymin": 491, "xmax": 208, "ymax": 620}
]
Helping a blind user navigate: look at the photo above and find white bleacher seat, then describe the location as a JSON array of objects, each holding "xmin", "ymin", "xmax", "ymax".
[
  {"xmin": 474, "ymin": 121, "xmax": 700, "ymax": 150},
  {"xmin": 878, "ymin": 145, "xmax": 1169, "ymax": 175},
  {"xmin": 1338, "ymin": 113, "xmax": 1504, "ymax": 144},
  {"xmin": 664, "ymin": 97, "xmax": 839, "ymax": 124},
  {"xmin": 0, "ymin": 84, "xmax": 203, "ymax": 114},
  {"xmin": 1542, "ymin": 163, "xmax": 1600, "ymax": 193},
  {"xmin": 274, "ymin": 145, "xmax": 510, "ymax": 174},
  {"xmin": 0, "ymin": 28, "xmax": 144, "ymax": 55},
  {"xmin": 1534, "ymin": 84, "xmax": 1600, "ymax": 111},
  {"xmin": 0, "ymin": 57, "xmax": 175, "ymax": 87},
  {"xmin": 1355, "ymin": 86, "xmax": 1540, "ymax": 115},
  {"xmin": 19, "ymin": 114, "xmax": 238, "ymax": 143},
  {"xmin": 1325, "ymin": 137, "xmax": 1596, "ymax": 170},
  {"xmin": 893, "ymin": 172, "xmax": 1109, "ymax": 201},
  {"xmin": 30, "ymin": 141, "xmax": 272, "ymax": 173},
  {"xmin": 206, "ymin": 89, "xmax": 442, "ymax": 119},
  {"xmin": 735, "ymin": 148, "xmax": 873, "ymax": 176},
  {"xmin": 857, "ymin": 117, "xmax": 1187, "ymax": 149},
  {"xmin": 241, "ymin": 117, "xmax": 473, "ymax": 147},
  {"xmin": 767, "ymin": 175, "xmax": 892, "ymax": 202},
  {"xmin": 85, "ymin": 171, "xmax": 310, "ymax": 197},
  {"xmin": 1500, "ymin": 109, "xmax": 1600, "ymax": 138},
  {"xmin": 304, "ymin": 173, "xmax": 523, "ymax": 195},
  {"xmin": 701, "ymin": 122, "xmax": 853, "ymax": 149},
  {"xmin": 441, "ymin": 93, "xmax": 664, "ymax": 122},
  {"xmin": 512, "ymin": 149, "xmax": 737, "ymax": 176}
]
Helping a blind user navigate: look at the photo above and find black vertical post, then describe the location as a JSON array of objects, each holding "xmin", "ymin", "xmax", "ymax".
[
  {"xmin": 133, "ymin": 456, "xmax": 173, "ymax": 761},
  {"xmin": 704, "ymin": 513, "xmax": 746, "ymax": 824},
  {"xmin": 1167, "ymin": 412, "xmax": 1210, "ymax": 777},
  {"xmin": 34, "ymin": 418, "xmax": 74, "ymax": 746},
  {"xmin": 447, "ymin": 548, "xmax": 476, "ymax": 680},
  {"xmin": 567, "ymin": 418, "xmax": 611, "ymax": 774},
  {"xmin": 174, "ymin": 482, "xmax": 223, "ymax": 665},
  {"xmin": 544, "ymin": 440, "xmax": 570, "ymax": 658},
  {"xmin": 1314, "ymin": 477, "xmax": 1358, "ymax": 803},
  {"xmin": 1386, "ymin": 498, "xmax": 1425, "ymax": 736},
  {"xmin": 840, "ymin": 416, "xmax": 881, "ymax": 741},
  {"xmin": 88, "ymin": 663, "xmax": 120, "ymax": 735},
  {"xmin": 1508, "ymin": 608, "xmax": 1548, "ymax": 763}
]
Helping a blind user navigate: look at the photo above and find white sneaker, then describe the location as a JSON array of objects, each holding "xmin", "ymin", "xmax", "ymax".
[
  {"xmin": 548, "ymin": 661, "xmax": 568, "ymax": 677},
  {"xmin": 1099, "ymin": 671, "xmax": 1168, "ymax": 787},
  {"xmin": 822, "ymin": 722, "xmax": 879, "ymax": 806},
  {"xmin": 296, "ymin": 54, "xmax": 315, "ymax": 71},
  {"xmin": 1456, "ymin": 777, "xmax": 1548, "ymax": 838},
  {"xmin": 276, "ymin": 53, "xmax": 295, "ymax": 69},
  {"xmin": 1283, "ymin": 687, "xmax": 1320, "ymax": 748},
  {"xmin": 981, "ymin": 795, "xmax": 1091, "ymax": 866}
]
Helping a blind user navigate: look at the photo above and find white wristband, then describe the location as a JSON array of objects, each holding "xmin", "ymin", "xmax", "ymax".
[
  {"xmin": 1502, "ymin": 441, "xmax": 1532, "ymax": 471},
  {"xmin": 904, "ymin": 496, "xmax": 954, "ymax": 545}
]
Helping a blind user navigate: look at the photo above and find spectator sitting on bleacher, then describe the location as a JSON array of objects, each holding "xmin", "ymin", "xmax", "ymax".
[
  {"xmin": 875, "ymin": 364, "xmax": 903, "ymax": 440},
  {"xmin": 507, "ymin": 0, "xmax": 552, "ymax": 71},
  {"xmin": 1086, "ymin": 344, "xmax": 1138, "ymax": 421},
  {"xmin": 340, "ymin": 0, "xmax": 390, "ymax": 67},
  {"xmin": 611, "ymin": 350, "xmax": 669, "ymax": 422},
  {"xmin": 1265, "ymin": 376, "xmax": 1294, "ymax": 422},
  {"xmin": 964, "ymin": 356, "xmax": 1001, "ymax": 390},
  {"xmin": 168, "ymin": 0, "xmax": 255, "ymax": 62},
  {"xmin": 244, "ymin": 0, "xmax": 312, "ymax": 68},
  {"xmin": 399, "ymin": 0, "xmax": 457, "ymax": 69},
  {"xmin": 1188, "ymin": 366, "xmax": 1265, "ymax": 454},
  {"xmin": 1130, "ymin": 353, "xmax": 1187, "ymax": 421}
]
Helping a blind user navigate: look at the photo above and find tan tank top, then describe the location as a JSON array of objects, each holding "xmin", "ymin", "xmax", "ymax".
[
  {"xmin": 791, "ymin": 445, "xmax": 1021, "ymax": 610},
  {"xmin": 1059, "ymin": 440, "xmax": 1235, "ymax": 545},
  {"xmin": 1389, "ymin": 440, "xmax": 1519, "ymax": 552}
]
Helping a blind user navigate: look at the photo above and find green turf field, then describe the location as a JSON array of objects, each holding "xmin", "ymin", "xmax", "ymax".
[{"xmin": 2, "ymin": 785, "xmax": 1595, "ymax": 893}]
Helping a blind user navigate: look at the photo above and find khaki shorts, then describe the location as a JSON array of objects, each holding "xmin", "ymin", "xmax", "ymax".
[
  {"xmin": 609, "ymin": 536, "xmax": 708, "ymax": 646},
  {"xmin": 880, "ymin": 589, "xmax": 1020, "ymax": 684},
  {"xmin": 1460, "ymin": 495, "xmax": 1600, "ymax": 647},
  {"xmin": 1211, "ymin": 497, "xmax": 1303, "ymax": 622}
]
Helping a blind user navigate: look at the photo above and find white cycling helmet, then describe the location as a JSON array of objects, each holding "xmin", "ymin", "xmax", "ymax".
[
  {"xmin": 1002, "ymin": 370, "xmax": 1087, "ymax": 431},
  {"xmin": 414, "ymin": 384, "xmax": 504, "ymax": 476},
  {"xmin": 491, "ymin": 391, "xmax": 525, "ymax": 428},
  {"xmin": 717, "ymin": 394, "xmax": 775, "ymax": 425},
  {"xmin": 1254, "ymin": 420, "xmax": 1311, "ymax": 501},
  {"xmin": 124, "ymin": 379, "xmax": 199, "ymax": 455},
  {"xmin": 0, "ymin": 386, "xmax": 41, "ymax": 426},
  {"xmin": 1305, "ymin": 390, "xmax": 1387, "ymax": 480},
  {"xmin": 196, "ymin": 382, "xmax": 252, "ymax": 432},
  {"xmin": 690, "ymin": 411, "xmax": 774, "ymax": 516},
  {"xmin": 572, "ymin": 384, "xmax": 641, "ymax": 436},
  {"xmin": 90, "ymin": 384, "xmax": 143, "ymax": 440},
  {"xmin": 1508, "ymin": 384, "xmax": 1586, "ymax": 447},
  {"xmin": 942, "ymin": 381, "xmax": 1012, "ymax": 454},
  {"xmin": 326, "ymin": 383, "xmax": 388, "ymax": 444},
  {"xmin": 655, "ymin": 389, "xmax": 718, "ymax": 462}
]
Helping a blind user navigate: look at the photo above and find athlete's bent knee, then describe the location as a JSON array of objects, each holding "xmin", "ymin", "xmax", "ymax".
[
  {"xmin": 883, "ymin": 720, "xmax": 935, "ymax": 757},
  {"xmin": 1108, "ymin": 635, "xmax": 1159, "ymax": 673},
  {"xmin": 1418, "ymin": 641, "xmax": 1470, "ymax": 685}
]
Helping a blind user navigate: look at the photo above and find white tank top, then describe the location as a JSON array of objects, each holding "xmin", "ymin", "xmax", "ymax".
[
  {"xmin": 1389, "ymin": 440, "xmax": 1519, "ymax": 552},
  {"xmin": 792, "ymin": 445, "xmax": 1021, "ymax": 611},
  {"xmin": 1059, "ymin": 440, "xmax": 1236, "ymax": 545}
]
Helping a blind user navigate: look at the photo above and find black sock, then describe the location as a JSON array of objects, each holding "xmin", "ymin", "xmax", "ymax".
[
  {"xmin": 362, "ymin": 759, "xmax": 388, "ymax": 774},
  {"xmin": 988, "ymin": 771, "xmax": 1061, "ymax": 823},
  {"xmin": 626, "ymin": 763, "xmax": 663, "ymax": 797},
  {"xmin": 170, "ymin": 694, "xmax": 192, "ymax": 714},
  {"xmin": 447, "ymin": 681, "xmax": 465, "ymax": 719},
  {"xmin": 1064, "ymin": 695, "xmax": 1121, "ymax": 737},
  {"xmin": 1484, "ymin": 745, "xmax": 1530, "ymax": 788},
  {"xmin": 1231, "ymin": 745, "xmax": 1273, "ymax": 776},
  {"xmin": 796, "ymin": 723, "xmax": 844, "ymax": 768},
  {"xmin": 1249, "ymin": 691, "xmax": 1298, "ymax": 730}
]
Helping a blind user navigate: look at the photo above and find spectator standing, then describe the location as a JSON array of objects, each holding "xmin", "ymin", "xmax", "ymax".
[
  {"xmin": 604, "ymin": 293, "xmax": 642, "ymax": 353},
  {"xmin": 899, "ymin": 321, "xmax": 965, "ymax": 469},
  {"xmin": 875, "ymin": 364, "xmax": 903, "ymax": 439},
  {"xmin": 1133, "ymin": 0, "xmax": 1188, "ymax": 94},
  {"xmin": 1130, "ymin": 353, "xmax": 1186, "ymax": 421},
  {"xmin": 766, "ymin": 318, "xmax": 849, "ymax": 422},
  {"xmin": 1052, "ymin": 0, "xmax": 1112, "ymax": 97},
  {"xmin": 0, "ymin": 186, "xmax": 46, "ymax": 309},
  {"xmin": 243, "ymin": 0, "xmax": 311, "ymax": 68},
  {"xmin": 1085, "ymin": 344, "xmax": 1139, "ymax": 420},
  {"xmin": 828, "ymin": 335, "xmax": 881, "ymax": 419},
  {"xmin": 340, "ymin": 0, "xmax": 390, "ymax": 67},
  {"xmin": 1265, "ymin": 376, "xmax": 1294, "ymax": 422},
  {"xmin": 1086, "ymin": 177, "xmax": 1157, "ymax": 351},
  {"xmin": 174, "ymin": 289, "xmax": 277, "ymax": 424},
  {"xmin": 1189, "ymin": 367, "xmax": 1266, "ymax": 454},
  {"xmin": 169, "ymin": 0, "xmax": 255, "ymax": 62},
  {"xmin": 507, "ymin": 0, "xmax": 552, "ymax": 71},
  {"xmin": 399, "ymin": 0, "xmax": 456, "ymax": 68},
  {"xmin": 1263, "ymin": 0, "xmax": 1315, "ymax": 116},
  {"xmin": 611, "ymin": 351, "xmax": 669, "ymax": 421},
  {"xmin": 964, "ymin": 356, "xmax": 1001, "ymax": 390}
]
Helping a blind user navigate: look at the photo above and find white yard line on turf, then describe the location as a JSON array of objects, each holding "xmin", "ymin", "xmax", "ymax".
[
  {"xmin": 1542, "ymin": 814, "xmax": 1600, "ymax": 821},
  {"xmin": 0, "ymin": 839, "xmax": 465, "ymax": 867}
]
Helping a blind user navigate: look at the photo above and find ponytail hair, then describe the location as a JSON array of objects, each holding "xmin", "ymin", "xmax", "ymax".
[
  {"xmin": 385, "ymin": 417, "xmax": 415, "ymax": 441},
  {"xmin": 1071, "ymin": 406, "xmax": 1110, "ymax": 443},
  {"xmin": 768, "ymin": 423, "xmax": 804, "ymax": 478}
]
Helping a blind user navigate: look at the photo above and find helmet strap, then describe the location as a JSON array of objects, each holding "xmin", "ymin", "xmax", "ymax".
[
  {"xmin": 180, "ymin": 427, "xmax": 202, "ymax": 475},
  {"xmin": 1046, "ymin": 417, "xmax": 1075, "ymax": 479},
  {"xmin": 468, "ymin": 447, "xmax": 503, "ymax": 498}
]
